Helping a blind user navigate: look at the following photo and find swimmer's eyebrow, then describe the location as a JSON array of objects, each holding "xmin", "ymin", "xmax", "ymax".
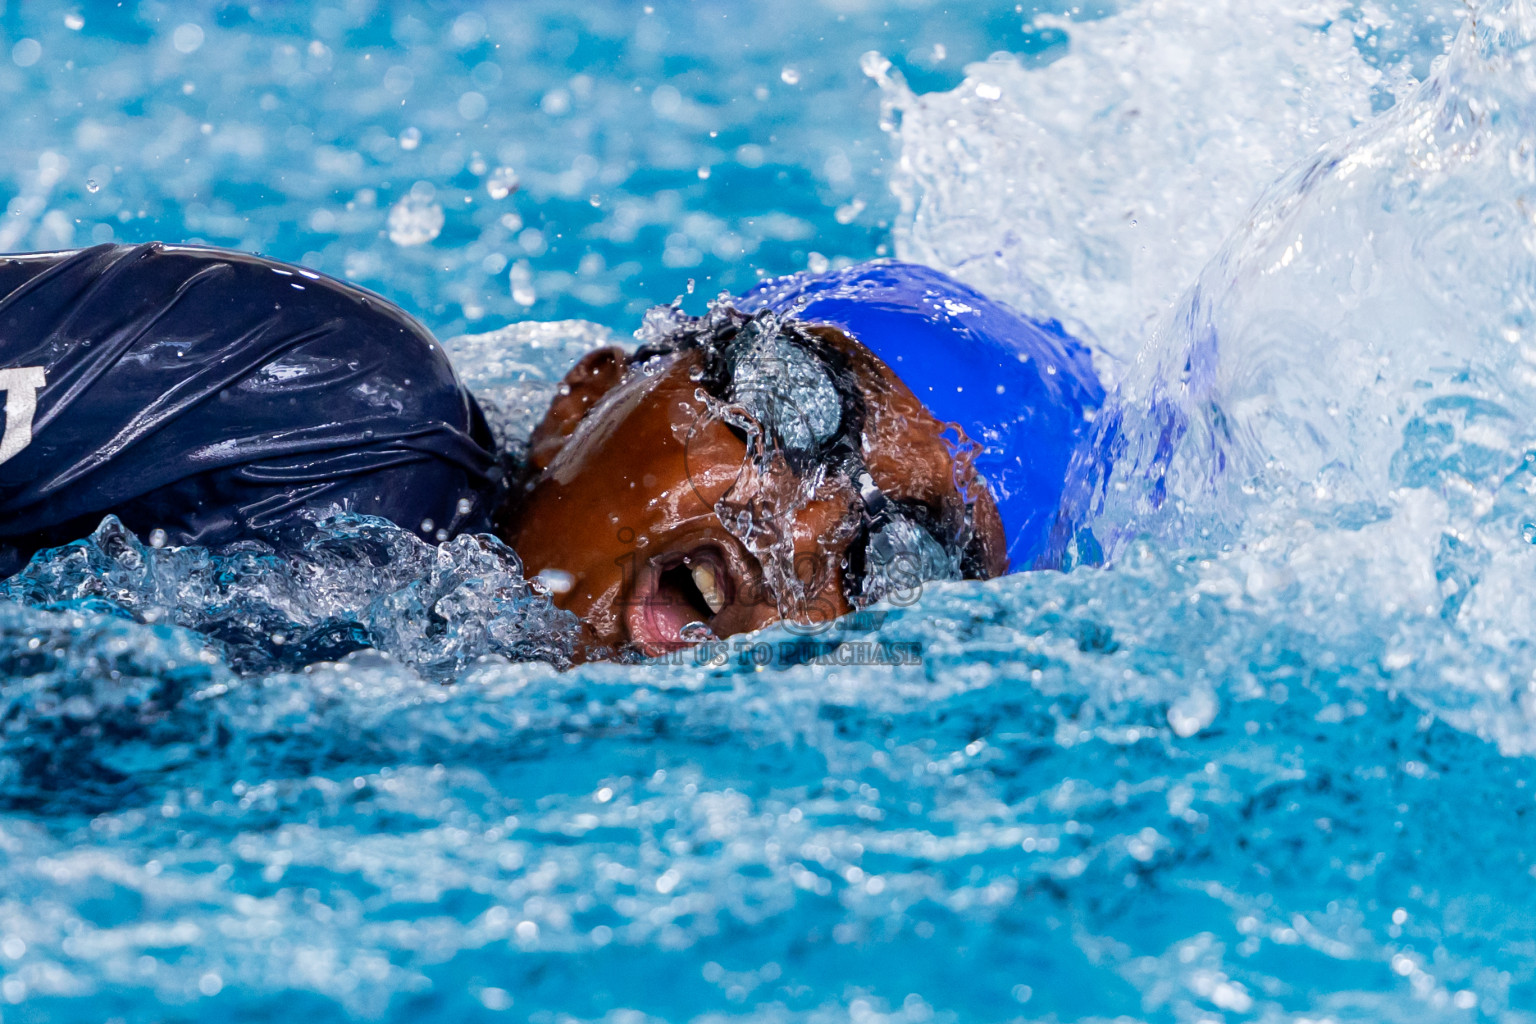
[{"xmin": 859, "ymin": 444, "xmax": 955, "ymax": 513}]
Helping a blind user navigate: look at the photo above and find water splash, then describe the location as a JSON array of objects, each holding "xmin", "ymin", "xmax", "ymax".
[
  {"xmin": 0, "ymin": 515, "xmax": 579, "ymax": 678},
  {"xmin": 444, "ymin": 318, "xmax": 620, "ymax": 457},
  {"xmin": 3, "ymin": 536, "xmax": 1535, "ymax": 1019},
  {"xmin": 873, "ymin": 0, "xmax": 1463, "ymax": 375},
  {"xmin": 726, "ymin": 313, "xmax": 843, "ymax": 454},
  {"xmin": 1084, "ymin": 0, "xmax": 1536, "ymax": 572},
  {"xmin": 7, "ymin": 2, "xmax": 1536, "ymax": 1021}
]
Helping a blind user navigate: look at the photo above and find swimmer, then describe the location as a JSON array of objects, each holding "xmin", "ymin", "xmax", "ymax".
[{"xmin": 0, "ymin": 243, "xmax": 1102, "ymax": 661}]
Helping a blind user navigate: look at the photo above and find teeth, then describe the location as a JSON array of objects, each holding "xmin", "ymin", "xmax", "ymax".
[{"xmin": 691, "ymin": 561, "xmax": 726, "ymax": 614}]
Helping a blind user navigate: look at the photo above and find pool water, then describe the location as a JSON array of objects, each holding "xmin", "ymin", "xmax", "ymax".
[{"xmin": 3, "ymin": 1, "xmax": 1536, "ymax": 1021}]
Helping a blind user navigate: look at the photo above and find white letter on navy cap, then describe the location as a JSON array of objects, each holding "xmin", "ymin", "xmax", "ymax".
[{"xmin": 0, "ymin": 366, "xmax": 46, "ymax": 466}]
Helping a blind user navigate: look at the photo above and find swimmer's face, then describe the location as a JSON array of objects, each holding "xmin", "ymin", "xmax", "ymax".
[{"xmin": 499, "ymin": 316, "xmax": 1007, "ymax": 661}]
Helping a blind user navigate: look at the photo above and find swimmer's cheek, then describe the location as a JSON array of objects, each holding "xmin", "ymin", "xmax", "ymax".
[
  {"xmin": 966, "ymin": 484, "xmax": 1009, "ymax": 579},
  {"xmin": 784, "ymin": 494, "xmax": 859, "ymax": 628},
  {"xmin": 563, "ymin": 578, "xmax": 630, "ymax": 663}
]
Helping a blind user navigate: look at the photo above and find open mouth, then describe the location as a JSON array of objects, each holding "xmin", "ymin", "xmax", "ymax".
[{"xmin": 627, "ymin": 542, "xmax": 742, "ymax": 655}]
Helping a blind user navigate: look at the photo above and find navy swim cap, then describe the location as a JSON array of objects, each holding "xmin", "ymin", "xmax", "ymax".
[{"xmin": 738, "ymin": 261, "xmax": 1104, "ymax": 571}]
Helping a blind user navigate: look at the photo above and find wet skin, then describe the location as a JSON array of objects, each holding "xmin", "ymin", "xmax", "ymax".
[{"xmin": 499, "ymin": 327, "xmax": 1008, "ymax": 661}]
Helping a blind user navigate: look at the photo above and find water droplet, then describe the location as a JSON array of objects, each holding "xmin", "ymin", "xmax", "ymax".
[
  {"xmin": 780, "ymin": 66, "xmax": 801, "ymax": 85},
  {"xmin": 651, "ymin": 84, "xmax": 683, "ymax": 118},
  {"xmin": 510, "ymin": 260, "xmax": 536, "ymax": 306},
  {"xmin": 63, "ymin": 12, "xmax": 83, "ymax": 30},
  {"xmin": 172, "ymin": 23, "xmax": 204, "ymax": 54},
  {"xmin": 398, "ymin": 126, "xmax": 421, "ymax": 151},
  {"xmin": 517, "ymin": 227, "xmax": 547, "ymax": 256},
  {"xmin": 1168, "ymin": 689, "xmax": 1218, "ymax": 737},
  {"xmin": 386, "ymin": 194, "xmax": 443, "ymax": 247},
  {"xmin": 450, "ymin": 12, "xmax": 487, "ymax": 48},
  {"xmin": 457, "ymin": 90, "xmax": 487, "ymax": 121},
  {"xmin": 807, "ymin": 252, "xmax": 830, "ymax": 274},
  {"xmin": 11, "ymin": 39, "xmax": 41, "ymax": 68},
  {"xmin": 536, "ymin": 568, "xmax": 574, "ymax": 595},
  {"xmin": 859, "ymin": 51, "xmax": 891, "ymax": 80},
  {"xmin": 680, "ymin": 621, "xmax": 716, "ymax": 643},
  {"xmin": 834, "ymin": 198, "xmax": 866, "ymax": 224},
  {"xmin": 541, "ymin": 89, "xmax": 571, "ymax": 117},
  {"xmin": 85, "ymin": 178, "xmax": 99, "ymax": 193},
  {"xmin": 486, "ymin": 166, "xmax": 518, "ymax": 200}
]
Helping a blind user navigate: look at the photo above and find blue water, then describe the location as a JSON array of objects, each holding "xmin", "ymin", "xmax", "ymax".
[
  {"xmin": 0, "ymin": 0, "xmax": 1070, "ymax": 336},
  {"xmin": 3, "ymin": 1, "xmax": 1536, "ymax": 1022}
]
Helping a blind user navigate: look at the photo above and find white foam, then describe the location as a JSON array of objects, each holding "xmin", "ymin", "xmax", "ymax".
[
  {"xmin": 874, "ymin": 0, "xmax": 1459, "ymax": 377},
  {"xmin": 883, "ymin": 0, "xmax": 1536, "ymax": 744}
]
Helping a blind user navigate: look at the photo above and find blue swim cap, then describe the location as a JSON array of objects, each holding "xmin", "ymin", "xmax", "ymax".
[{"xmin": 737, "ymin": 261, "xmax": 1104, "ymax": 572}]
